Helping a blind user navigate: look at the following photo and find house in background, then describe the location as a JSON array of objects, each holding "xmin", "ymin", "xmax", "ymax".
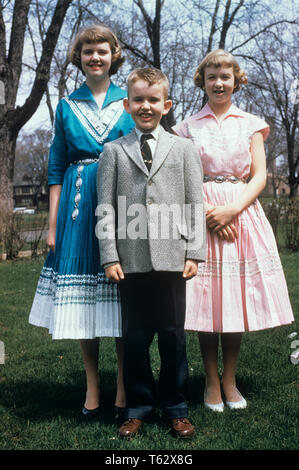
[
  {"xmin": 261, "ymin": 156, "xmax": 298, "ymax": 198},
  {"xmin": 13, "ymin": 172, "xmax": 48, "ymax": 209},
  {"xmin": 261, "ymin": 172, "xmax": 297, "ymax": 198},
  {"xmin": 13, "ymin": 129, "xmax": 51, "ymax": 210}
]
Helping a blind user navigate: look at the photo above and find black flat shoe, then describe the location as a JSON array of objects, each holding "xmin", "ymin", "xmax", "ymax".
[
  {"xmin": 115, "ymin": 406, "xmax": 126, "ymax": 421},
  {"xmin": 82, "ymin": 406, "xmax": 101, "ymax": 417}
]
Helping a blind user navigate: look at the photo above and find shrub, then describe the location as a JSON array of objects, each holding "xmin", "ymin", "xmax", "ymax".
[
  {"xmin": 261, "ymin": 197, "xmax": 299, "ymax": 251},
  {"xmin": 2, "ymin": 212, "xmax": 27, "ymax": 260},
  {"xmin": 262, "ymin": 198, "xmax": 282, "ymax": 239},
  {"xmin": 283, "ymin": 198, "xmax": 299, "ymax": 251}
]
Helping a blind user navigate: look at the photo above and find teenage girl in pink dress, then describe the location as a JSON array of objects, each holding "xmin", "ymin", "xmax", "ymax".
[{"xmin": 173, "ymin": 50, "xmax": 294, "ymax": 412}]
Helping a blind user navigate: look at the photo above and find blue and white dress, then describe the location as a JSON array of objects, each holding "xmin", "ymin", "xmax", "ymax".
[{"xmin": 29, "ymin": 82, "xmax": 135, "ymax": 339}]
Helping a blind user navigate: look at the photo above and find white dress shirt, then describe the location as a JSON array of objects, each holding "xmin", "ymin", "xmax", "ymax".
[{"xmin": 134, "ymin": 125, "xmax": 161, "ymax": 158}]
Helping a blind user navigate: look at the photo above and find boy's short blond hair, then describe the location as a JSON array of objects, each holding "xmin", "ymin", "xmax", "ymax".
[
  {"xmin": 194, "ymin": 49, "xmax": 248, "ymax": 93},
  {"xmin": 69, "ymin": 24, "xmax": 124, "ymax": 76},
  {"xmin": 127, "ymin": 68, "xmax": 169, "ymax": 99}
]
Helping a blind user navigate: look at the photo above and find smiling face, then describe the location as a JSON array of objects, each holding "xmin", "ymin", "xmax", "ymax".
[
  {"xmin": 123, "ymin": 79, "xmax": 172, "ymax": 132},
  {"xmin": 80, "ymin": 41, "xmax": 112, "ymax": 81},
  {"xmin": 204, "ymin": 65, "xmax": 236, "ymax": 109}
]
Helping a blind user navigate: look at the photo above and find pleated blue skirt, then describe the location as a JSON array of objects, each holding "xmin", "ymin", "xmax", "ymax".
[{"xmin": 29, "ymin": 161, "xmax": 121, "ymax": 339}]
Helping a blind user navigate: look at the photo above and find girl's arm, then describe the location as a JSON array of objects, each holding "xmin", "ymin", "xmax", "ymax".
[
  {"xmin": 231, "ymin": 131, "xmax": 267, "ymax": 213},
  {"xmin": 47, "ymin": 184, "xmax": 62, "ymax": 253},
  {"xmin": 47, "ymin": 100, "xmax": 68, "ymax": 253},
  {"xmin": 206, "ymin": 131, "xmax": 267, "ymax": 233}
]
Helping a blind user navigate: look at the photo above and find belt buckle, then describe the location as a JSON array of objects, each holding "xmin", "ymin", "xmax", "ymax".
[{"xmin": 215, "ymin": 175, "xmax": 225, "ymax": 183}]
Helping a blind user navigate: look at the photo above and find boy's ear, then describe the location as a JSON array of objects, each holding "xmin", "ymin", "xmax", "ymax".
[
  {"xmin": 123, "ymin": 97, "xmax": 130, "ymax": 113},
  {"xmin": 162, "ymin": 99, "xmax": 172, "ymax": 115}
]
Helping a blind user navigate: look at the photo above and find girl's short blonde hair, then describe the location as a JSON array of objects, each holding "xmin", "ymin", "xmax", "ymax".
[
  {"xmin": 69, "ymin": 24, "xmax": 124, "ymax": 76},
  {"xmin": 194, "ymin": 49, "xmax": 248, "ymax": 93}
]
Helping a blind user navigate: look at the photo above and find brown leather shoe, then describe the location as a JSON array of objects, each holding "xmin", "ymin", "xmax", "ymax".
[
  {"xmin": 118, "ymin": 418, "xmax": 143, "ymax": 438},
  {"xmin": 171, "ymin": 418, "xmax": 195, "ymax": 438}
]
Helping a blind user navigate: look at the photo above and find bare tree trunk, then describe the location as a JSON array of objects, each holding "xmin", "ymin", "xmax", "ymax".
[
  {"xmin": 287, "ymin": 132, "xmax": 299, "ymax": 198},
  {"xmin": 152, "ymin": 0, "xmax": 161, "ymax": 69},
  {"xmin": 206, "ymin": 0, "xmax": 220, "ymax": 54},
  {"xmin": 218, "ymin": 0, "xmax": 245, "ymax": 49},
  {"xmin": 0, "ymin": 0, "xmax": 72, "ymax": 217},
  {"xmin": 0, "ymin": 0, "xmax": 32, "ymax": 213},
  {"xmin": 133, "ymin": 0, "xmax": 174, "ymax": 130},
  {"xmin": 0, "ymin": 125, "xmax": 17, "ymax": 213}
]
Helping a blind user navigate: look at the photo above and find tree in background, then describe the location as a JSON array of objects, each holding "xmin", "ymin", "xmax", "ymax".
[
  {"xmin": 240, "ymin": 19, "xmax": 299, "ymax": 197},
  {"xmin": 4, "ymin": 0, "xmax": 298, "ymax": 202},
  {"xmin": 0, "ymin": 0, "xmax": 72, "ymax": 216}
]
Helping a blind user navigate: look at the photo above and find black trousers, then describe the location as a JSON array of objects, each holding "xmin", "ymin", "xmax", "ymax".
[{"xmin": 119, "ymin": 271, "xmax": 189, "ymax": 420}]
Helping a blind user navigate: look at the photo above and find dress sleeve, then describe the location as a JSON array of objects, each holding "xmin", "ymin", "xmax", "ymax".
[
  {"xmin": 172, "ymin": 120, "xmax": 189, "ymax": 138},
  {"xmin": 251, "ymin": 115, "xmax": 270, "ymax": 141},
  {"xmin": 48, "ymin": 100, "xmax": 68, "ymax": 186}
]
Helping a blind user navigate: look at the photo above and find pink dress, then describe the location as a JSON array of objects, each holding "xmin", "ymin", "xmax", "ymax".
[{"xmin": 173, "ymin": 103, "xmax": 294, "ymax": 333}]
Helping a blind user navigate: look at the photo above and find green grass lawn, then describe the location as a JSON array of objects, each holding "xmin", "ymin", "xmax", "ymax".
[{"xmin": 0, "ymin": 254, "xmax": 298, "ymax": 451}]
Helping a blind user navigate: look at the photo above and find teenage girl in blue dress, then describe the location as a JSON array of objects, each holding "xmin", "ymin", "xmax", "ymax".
[{"xmin": 29, "ymin": 25, "xmax": 134, "ymax": 416}]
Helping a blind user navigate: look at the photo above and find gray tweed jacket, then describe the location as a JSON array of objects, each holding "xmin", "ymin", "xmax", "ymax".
[{"xmin": 96, "ymin": 126, "xmax": 206, "ymax": 273}]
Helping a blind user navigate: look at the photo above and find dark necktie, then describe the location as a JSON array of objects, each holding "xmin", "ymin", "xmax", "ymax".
[{"xmin": 140, "ymin": 134, "xmax": 154, "ymax": 171}]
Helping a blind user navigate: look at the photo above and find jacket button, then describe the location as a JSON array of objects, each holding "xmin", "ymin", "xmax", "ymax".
[
  {"xmin": 148, "ymin": 180, "xmax": 152, "ymax": 185},
  {"xmin": 148, "ymin": 199, "xmax": 152, "ymax": 205}
]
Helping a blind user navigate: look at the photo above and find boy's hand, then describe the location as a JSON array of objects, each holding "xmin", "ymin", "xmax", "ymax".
[
  {"xmin": 183, "ymin": 260, "xmax": 198, "ymax": 280},
  {"xmin": 105, "ymin": 263, "xmax": 125, "ymax": 282}
]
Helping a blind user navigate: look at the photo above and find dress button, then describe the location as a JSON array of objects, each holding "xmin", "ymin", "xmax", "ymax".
[
  {"xmin": 72, "ymin": 208, "xmax": 79, "ymax": 220},
  {"xmin": 75, "ymin": 177, "xmax": 83, "ymax": 188},
  {"xmin": 74, "ymin": 193, "xmax": 81, "ymax": 204}
]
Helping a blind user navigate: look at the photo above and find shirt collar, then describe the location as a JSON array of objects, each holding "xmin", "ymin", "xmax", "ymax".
[
  {"xmin": 69, "ymin": 81, "xmax": 127, "ymax": 109},
  {"xmin": 195, "ymin": 102, "xmax": 246, "ymax": 121},
  {"xmin": 134, "ymin": 125, "xmax": 161, "ymax": 142}
]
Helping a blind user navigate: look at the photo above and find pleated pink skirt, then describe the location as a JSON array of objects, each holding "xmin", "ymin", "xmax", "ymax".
[{"xmin": 185, "ymin": 181, "xmax": 294, "ymax": 332}]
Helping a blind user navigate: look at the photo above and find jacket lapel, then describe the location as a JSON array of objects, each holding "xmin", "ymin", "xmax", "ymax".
[
  {"xmin": 120, "ymin": 130, "xmax": 149, "ymax": 176},
  {"xmin": 120, "ymin": 127, "xmax": 175, "ymax": 178},
  {"xmin": 150, "ymin": 127, "xmax": 175, "ymax": 177}
]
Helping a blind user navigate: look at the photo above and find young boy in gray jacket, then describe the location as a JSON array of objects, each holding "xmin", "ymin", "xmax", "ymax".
[{"xmin": 97, "ymin": 68, "xmax": 205, "ymax": 438}]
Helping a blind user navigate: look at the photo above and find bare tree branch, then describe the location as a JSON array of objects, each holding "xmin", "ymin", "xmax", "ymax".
[
  {"xmin": 12, "ymin": 0, "xmax": 73, "ymax": 137},
  {"xmin": 120, "ymin": 39, "xmax": 154, "ymax": 65},
  {"xmin": 6, "ymin": 0, "xmax": 32, "ymax": 106},
  {"xmin": 206, "ymin": 0, "xmax": 220, "ymax": 53},
  {"xmin": 230, "ymin": 20, "xmax": 298, "ymax": 53}
]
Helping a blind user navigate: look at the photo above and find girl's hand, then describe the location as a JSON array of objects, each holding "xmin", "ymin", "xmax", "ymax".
[
  {"xmin": 217, "ymin": 223, "xmax": 238, "ymax": 242},
  {"xmin": 47, "ymin": 227, "xmax": 56, "ymax": 253},
  {"xmin": 206, "ymin": 205, "xmax": 238, "ymax": 233}
]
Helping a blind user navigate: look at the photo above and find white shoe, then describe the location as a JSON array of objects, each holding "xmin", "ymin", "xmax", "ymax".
[
  {"xmin": 204, "ymin": 390, "xmax": 224, "ymax": 413},
  {"xmin": 226, "ymin": 394, "xmax": 247, "ymax": 410}
]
